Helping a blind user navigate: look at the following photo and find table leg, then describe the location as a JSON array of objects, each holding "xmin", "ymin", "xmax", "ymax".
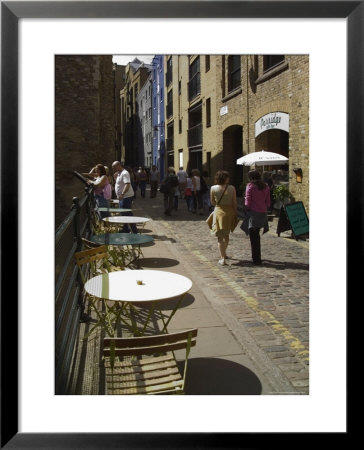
[
  {"xmin": 157, "ymin": 294, "xmax": 186, "ymax": 333},
  {"xmin": 82, "ymin": 296, "xmax": 116, "ymax": 338}
]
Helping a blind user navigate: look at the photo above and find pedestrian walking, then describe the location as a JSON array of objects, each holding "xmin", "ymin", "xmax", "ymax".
[
  {"xmin": 207, "ymin": 170, "xmax": 238, "ymax": 266},
  {"xmin": 242, "ymin": 169, "xmax": 271, "ymax": 265},
  {"xmin": 161, "ymin": 167, "xmax": 179, "ymax": 216},
  {"xmin": 177, "ymin": 167, "xmax": 188, "ymax": 199},
  {"xmin": 138, "ymin": 167, "xmax": 148, "ymax": 198},
  {"xmin": 112, "ymin": 161, "xmax": 138, "ymax": 233},
  {"xmin": 184, "ymin": 174, "xmax": 193, "ymax": 212},
  {"xmin": 191, "ymin": 169, "xmax": 203, "ymax": 215},
  {"xmin": 201, "ymin": 171, "xmax": 210, "ymax": 212},
  {"xmin": 126, "ymin": 166, "xmax": 137, "ymax": 199},
  {"xmin": 174, "ymin": 188, "xmax": 179, "ymax": 211},
  {"xmin": 149, "ymin": 165, "xmax": 160, "ymax": 198}
]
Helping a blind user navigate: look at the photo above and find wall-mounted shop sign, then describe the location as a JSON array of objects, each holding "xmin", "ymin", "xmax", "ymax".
[
  {"xmin": 220, "ymin": 105, "xmax": 228, "ymax": 116},
  {"xmin": 255, "ymin": 112, "xmax": 289, "ymax": 137}
]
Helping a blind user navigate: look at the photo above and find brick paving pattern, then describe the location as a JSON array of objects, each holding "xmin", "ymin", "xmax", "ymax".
[{"xmin": 133, "ymin": 190, "xmax": 309, "ymax": 394}]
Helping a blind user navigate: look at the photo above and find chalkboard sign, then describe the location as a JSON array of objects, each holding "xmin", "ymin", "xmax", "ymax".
[
  {"xmin": 284, "ymin": 201, "xmax": 309, "ymax": 239},
  {"xmin": 276, "ymin": 206, "xmax": 292, "ymax": 236}
]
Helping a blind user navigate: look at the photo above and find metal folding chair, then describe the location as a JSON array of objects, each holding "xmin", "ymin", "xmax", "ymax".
[{"xmin": 103, "ymin": 329, "xmax": 198, "ymax": 395}]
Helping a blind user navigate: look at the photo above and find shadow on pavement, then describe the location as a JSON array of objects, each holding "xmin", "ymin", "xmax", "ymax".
[
  {"xmin": 157, "ymin": 293, "xmax": 195, "ymax": 311},
  {"xmin": 179, "ymin": 357, "xmax": 262, "ymax": 395},
  {"xmin": 139, "ymin": 228, "xmax": 153, "ymax": 234},
  {"xmin": 149, "ymin": 234, "xmax": 177, "ymax": 243},
  {"xmin": 139, "ymin": 257, "xmax": 180, "ymax": 269},
  {"xmin": 231, "ymin": 259, "xmax": 309, "ymax": 271}
]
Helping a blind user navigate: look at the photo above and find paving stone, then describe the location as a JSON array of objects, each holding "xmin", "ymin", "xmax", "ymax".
[
  {"xmin": 245, "ymin": 322, "xmax": 266, "ymax": 328},
  {"xmin": 291, "ymin": 380, "xmax": 309, "ymax": 388},
  {"xmin": 263, "ymin": 345, "xmax": 290, "ymax": 353},
  {"xmin": 133, "ymin": 194, "xmax": 309, "ymax": 394},
  {"xmin": 278, "ymin": 363, "xmax": 307, "ymax": 372}
]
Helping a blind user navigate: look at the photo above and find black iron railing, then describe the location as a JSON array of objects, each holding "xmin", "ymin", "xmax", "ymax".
[
  {"xmin": 166, "ymin": 137, "xmax": 174, "ymax": 152},
  {"xmin": 55, "ymin": 185, "xmax": 94, "ymax": 394},
  {"xmin": 166, "ymin": 101, "xmax": 173, "ymax": 118},
  {"xmin": 188, "ymin": 123, "xmax": 202, "ymax": 147},
  {"xmin": 188, "ymin": 72, "xmax": 201, "ymax": 101}
]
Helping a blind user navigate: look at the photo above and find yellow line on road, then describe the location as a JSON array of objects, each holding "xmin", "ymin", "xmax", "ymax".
[
  {"xmin": 155, "ymin": 220, "xmax": 308, "ymax": 363},
  {"xmin": 190, "ymin": 248, "xmax": 309, "ymax": 363}
]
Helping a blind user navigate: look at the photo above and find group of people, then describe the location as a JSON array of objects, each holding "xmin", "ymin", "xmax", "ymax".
[
  {"xmin": 161, "ymin": 167, "xmax": 212, "ymax": 216},
  {"xmin": 161, "ymin": 166, "xmax": 271, "ymax": 266},
  {"xmin": 83, "ymin": 161, "xmax": 271, "ymax": 266},
  {"xmin": 82, "ymin": 161, "xmax": 139, "ymax": 233},
  {"xmin": 207, "ymin": 169, "xmax": 271, "ymax": 266}
]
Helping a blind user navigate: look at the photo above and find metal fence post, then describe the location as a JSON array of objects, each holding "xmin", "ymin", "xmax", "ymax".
[
  {"xmin": 72, "ymin": 197, "xmax": 82, "ymax": 251},
  {"xmin": 85, "ymin": 186, "xmax": 93, "ymax": 235}
]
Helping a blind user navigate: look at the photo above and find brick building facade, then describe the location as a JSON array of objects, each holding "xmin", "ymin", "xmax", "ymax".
[
  {"xmin": 162, "ymin": 55, "xmax": 309, "ymax": 211},
  {"xmin": 137, "ymin": 73, "xmax": 153, "ymax": 168},
  {"xmin": 55, "ymin": 55, "xmax": 116, "ymax": 227},
  {"xmin": 120, "ymin": 58, "xmax": 152, "ymax": 168}
]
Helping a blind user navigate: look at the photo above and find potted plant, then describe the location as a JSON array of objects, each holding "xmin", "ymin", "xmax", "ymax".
[{"xmin": 272, "ymin": 185, "xmax": 294, "ymax": 209}]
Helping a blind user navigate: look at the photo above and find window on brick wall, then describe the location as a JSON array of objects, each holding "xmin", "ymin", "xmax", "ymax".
[
  {"xmin": 167, "ymin": 89, "xmax": 173, "ymax": 118},
  {"xmin": 205, "ymin": 55, "xmax": 210, "ymax": 72},
  {"xmin": 188, "ymin": 57, "xmax": 201, "ymax": 101},
  {"xmin": 228, "ymin": 55, "xmax": 241, "ymax": 92},
  {"xmin": 166, "ymin": 57, "xmax": 173, "ymax": 86},
  {"xmin": 263, "ymin": 55, "xmax": 285, "ymax": 72},
  {"xmin": 206, "ymin": 98, "xmax": 211, "ymax": 127}
]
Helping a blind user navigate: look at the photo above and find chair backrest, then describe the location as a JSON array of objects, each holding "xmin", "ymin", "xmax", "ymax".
[
  {"xmin": 103, "ymin": 329, "xmax": 198, "ymax": 358},
  {"xmin": 103, "ymin": 329, "xmax": 198, "ymax": 394},
  {"xmin": 74, "ymin": 245, "xmax": 110, "ymax": 283},
  {"xmin": 81, "ymin": 237, "xmax": 101, "ymax": 249}
]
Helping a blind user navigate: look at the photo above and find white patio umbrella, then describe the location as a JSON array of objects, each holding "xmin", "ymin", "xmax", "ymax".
[{"xmin": 236, "ymin": 150, "xmax": 288, "ymax": 167}]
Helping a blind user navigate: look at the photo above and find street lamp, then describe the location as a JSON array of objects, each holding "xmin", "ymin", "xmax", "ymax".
[
  {"xmin": 293, "ymin": 168, "xmax": 303, "ymax": 183},
  {"xmin": 153, "ymin": 124, "xmax": 164, "ymax": 134}
]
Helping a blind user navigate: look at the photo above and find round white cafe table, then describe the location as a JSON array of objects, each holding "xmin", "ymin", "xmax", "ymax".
[
  {"xmin": 84, "ymin": 270, "xmax": 192, "ymax": 336},
  {"xmin": 85, "ymin": 270, "xmax": 191, "ymax": 303},
  {"xmin": 102, "ymin": 216, "xmax": 151, "ymax": 225},
  {"xmin": 102, "ymin": 216, "xmax": 151, "ymax": 233}
]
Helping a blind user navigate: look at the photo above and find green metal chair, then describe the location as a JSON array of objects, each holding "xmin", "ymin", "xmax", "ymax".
[{"xmin": 103, "ymin": 329, "xmax": 198, "ymax": 395}]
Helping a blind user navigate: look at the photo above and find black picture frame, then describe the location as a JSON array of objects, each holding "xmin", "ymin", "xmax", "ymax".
[{"xmin": 1, "ymin": 1, "xmax": 357, "ymax": 447}]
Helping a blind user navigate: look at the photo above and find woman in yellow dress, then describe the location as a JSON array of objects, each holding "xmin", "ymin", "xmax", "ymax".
[{"xmin": 207, "ymin": 170, "xmax": 238, "ymax": 265}]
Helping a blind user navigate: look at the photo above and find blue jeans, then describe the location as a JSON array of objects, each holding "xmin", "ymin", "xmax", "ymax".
[
  {"xmin": 185, "ymin": 195, "xmax": 193, "ymax": 211},
  {"xmin": 139, "ymin": 181, "xmax": 146, "ymax": 197},
  {"xmin": 119, "ymin": 197, "xmax": 138, "ymax": 233},
  {"xmin": 95, "ymin": 194, "xmax": 108, "ymax": 219}
]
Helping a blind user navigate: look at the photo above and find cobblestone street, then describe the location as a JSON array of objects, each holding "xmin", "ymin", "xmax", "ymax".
[{"xmin": 133, "ymin": 189, "xmax": 309, "ymax": 394}]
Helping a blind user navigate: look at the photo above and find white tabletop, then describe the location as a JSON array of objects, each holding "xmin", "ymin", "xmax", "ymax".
[
  {"xmin": 102, "ymin": 216, "xmax": 151, "ymax": 224},
  {"xmin": 84, "ymin": 270, "xmax": 192, "ymax": 303}
]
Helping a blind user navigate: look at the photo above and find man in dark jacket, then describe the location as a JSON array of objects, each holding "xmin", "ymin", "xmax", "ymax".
[{"xmin": 163, "ymin": 167, "xmax": 179, "ymax": 216}]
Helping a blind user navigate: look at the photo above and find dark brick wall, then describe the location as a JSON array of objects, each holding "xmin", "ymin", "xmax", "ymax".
[{"xmin": 55, "ymin": 55, "xmax": 115, "ymax": 228}]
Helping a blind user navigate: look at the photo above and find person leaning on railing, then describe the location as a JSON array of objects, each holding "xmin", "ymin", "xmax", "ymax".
[{"xmin": 82, "ymin": 164, "xmax": 110, "ymax": 219}]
